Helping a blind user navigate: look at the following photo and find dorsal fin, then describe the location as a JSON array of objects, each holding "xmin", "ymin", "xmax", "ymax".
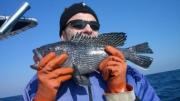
[
  {"xmin": 97, "ymin": 32, "xmax": 127, "ymax": 46},
  {"xmin": 70, "ymin": 32, "xmax": 127, "ymax": 47},
  {"xmin": 70, "ymin": 33, "xmax": 94, "ymax": 42}
]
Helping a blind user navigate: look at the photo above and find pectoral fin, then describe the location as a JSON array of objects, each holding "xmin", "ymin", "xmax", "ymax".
[{"xmin": 72, "ymin": 64, "xmax": 91, "ymax": 86}]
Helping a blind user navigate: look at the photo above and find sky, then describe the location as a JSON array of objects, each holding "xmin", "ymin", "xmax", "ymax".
[{"xmin": 0, "ymin": 0, "xmax": 180, "ymax": 98}]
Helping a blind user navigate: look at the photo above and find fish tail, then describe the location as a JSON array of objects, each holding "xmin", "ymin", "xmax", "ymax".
[
  {"xmin": 127, "ymin": 42, "xmax": 153, "ymax": 54},
  {"xmin": 127, "ymin": 54, "xmax": 153, "ymax": 69},
  {"xmin": 121, "ymin": 42, "xmax": 154, "ymax": 68}
]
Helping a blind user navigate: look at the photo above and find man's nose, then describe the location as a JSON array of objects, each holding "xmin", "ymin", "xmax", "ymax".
[{"xmin": 82, "ymin": 24, "xmax": 93, "ymax": 35}]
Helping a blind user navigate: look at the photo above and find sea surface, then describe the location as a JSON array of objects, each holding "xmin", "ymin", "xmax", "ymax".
[
  {"xmin": 146, "ymin": 69, "xmax": 180, "ymax": 101},
  {"xmin": 0, "ymin": 69, "xmax": 180, "ymax": 101}
]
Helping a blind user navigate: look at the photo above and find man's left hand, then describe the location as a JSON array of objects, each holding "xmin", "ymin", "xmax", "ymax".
[{"xmin": 99, "ymin": 45, "xmax": 127, "ymax": 93}]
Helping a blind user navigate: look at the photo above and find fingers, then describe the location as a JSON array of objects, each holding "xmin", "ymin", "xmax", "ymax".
[
  {"xmin": 99, "ymin": 57, "xmax": 121, "ymax": 80},
  {"xmin": 101, "ymin": 66, "xmax": 109, "ymax": 80},
  {"xmin": 38, "ymin": 52, "xmax": 56, "ymax": 69},
  {"xmin": 44, "ymin": 53, "xmax": 68, "ymax": 71},
  {"xmin": 57, "ymin": 75, "xmax": 73, "ymax": 84},
  {"xmin": 99, "ymin": 56, "xmax": 122, "ymax": 71},
  {"xmin": 38, "ymin": 52, "xmax": 68, "ymax": 71},
  {"xmin": 48, "ymin": 67, "xmax": 74, "ymax": 79},
  {"xmin": 50, "ymin": 74, "xmax": 72, "ymax": 90},
  {"xmin": 105, "ymin": 45, "xmax": 125, "ymax": 60},
  {"xmin": 101, "ymin": 66, "xmax": 120, "ymax": 80},
  {"xmin": 99, "ymin": 55, "xmax": 127, "ymax": 81}
]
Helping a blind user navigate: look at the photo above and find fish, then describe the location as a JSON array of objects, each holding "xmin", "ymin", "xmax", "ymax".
[{"xmin": 31, "ymin": 32, "xmax": 153, "ymax": 85}]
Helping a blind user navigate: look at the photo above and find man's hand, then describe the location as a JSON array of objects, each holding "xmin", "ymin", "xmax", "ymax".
[
  {"xmin": 33, "ymin": 52, "xmax": 74, "ymax": 101},
  {"xmin": 99, "ymin": 46, "xmax": 127, "ymax": 93}
]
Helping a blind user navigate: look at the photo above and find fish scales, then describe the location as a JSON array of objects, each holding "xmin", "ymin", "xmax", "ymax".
[{"xmin": 32, "ymin": 32, "xmax": 153, "ymax": 76}]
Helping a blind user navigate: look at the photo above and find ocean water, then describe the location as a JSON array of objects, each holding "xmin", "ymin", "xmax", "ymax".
[
  {"xmin": 146, "ymin": 69, "xmax": 180, "ymax": 101},
  {"xmin": 0, "ymin": 95, "xmax": 23, "ymax": 101},
  {"xmin": 0, "ymin": 69, "xmax": 180, "ymax": 101}
]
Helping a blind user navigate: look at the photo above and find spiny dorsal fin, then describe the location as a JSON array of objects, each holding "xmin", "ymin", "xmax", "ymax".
[
  {"xmin": 97, "ymin": 32, "xmax": 126, "ymax": 46},
  {"xmin": 70, "ymin": 32, "xmax": 127, "ymax": 47},
  {"xmin": 71, "ymin": 33, "xmax": 95, "ymax": 42}
]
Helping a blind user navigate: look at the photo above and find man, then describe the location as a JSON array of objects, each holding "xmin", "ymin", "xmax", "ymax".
[{"xmin": 23, "ymin": 2, "xmax": 160, "ymax": 101}]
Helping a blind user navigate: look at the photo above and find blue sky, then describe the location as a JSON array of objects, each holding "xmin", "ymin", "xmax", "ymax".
[{"xmin": 0, "ymin": 0, "xmax": 180, "ymax": 98}]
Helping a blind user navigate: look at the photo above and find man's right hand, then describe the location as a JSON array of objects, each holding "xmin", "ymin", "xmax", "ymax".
[{"xmin": 33, "ymin": 52, "xmax": 74, "ymax": 101}]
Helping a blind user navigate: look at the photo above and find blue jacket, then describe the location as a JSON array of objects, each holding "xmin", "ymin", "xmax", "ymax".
[{"xmin": 23, "ymin": 66, "xmax": 160, "ymax": 101}]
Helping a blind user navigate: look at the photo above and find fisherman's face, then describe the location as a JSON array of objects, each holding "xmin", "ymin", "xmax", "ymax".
[{"xmin": 61, "ymin": 13, "xmax": 100, "ymax": 41}]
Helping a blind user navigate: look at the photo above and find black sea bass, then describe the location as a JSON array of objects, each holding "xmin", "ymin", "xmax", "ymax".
[{"xmin": 31, "ymin": 32, "xmax": 153, "ymax": 76}]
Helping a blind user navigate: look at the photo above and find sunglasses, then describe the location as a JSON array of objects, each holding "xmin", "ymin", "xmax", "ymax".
[{"xmin": 66, "ymin": 20, "xmax": 100, "ymax": 31}]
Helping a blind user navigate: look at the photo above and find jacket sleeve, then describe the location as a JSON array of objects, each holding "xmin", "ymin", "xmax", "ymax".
[
  {"xmin": 126, "ymin": 66, "xmax": 161, "ymax": 101},
  {"xmin": 23, "ymin": 75, "xmax": 38, "ymax": 101}
]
